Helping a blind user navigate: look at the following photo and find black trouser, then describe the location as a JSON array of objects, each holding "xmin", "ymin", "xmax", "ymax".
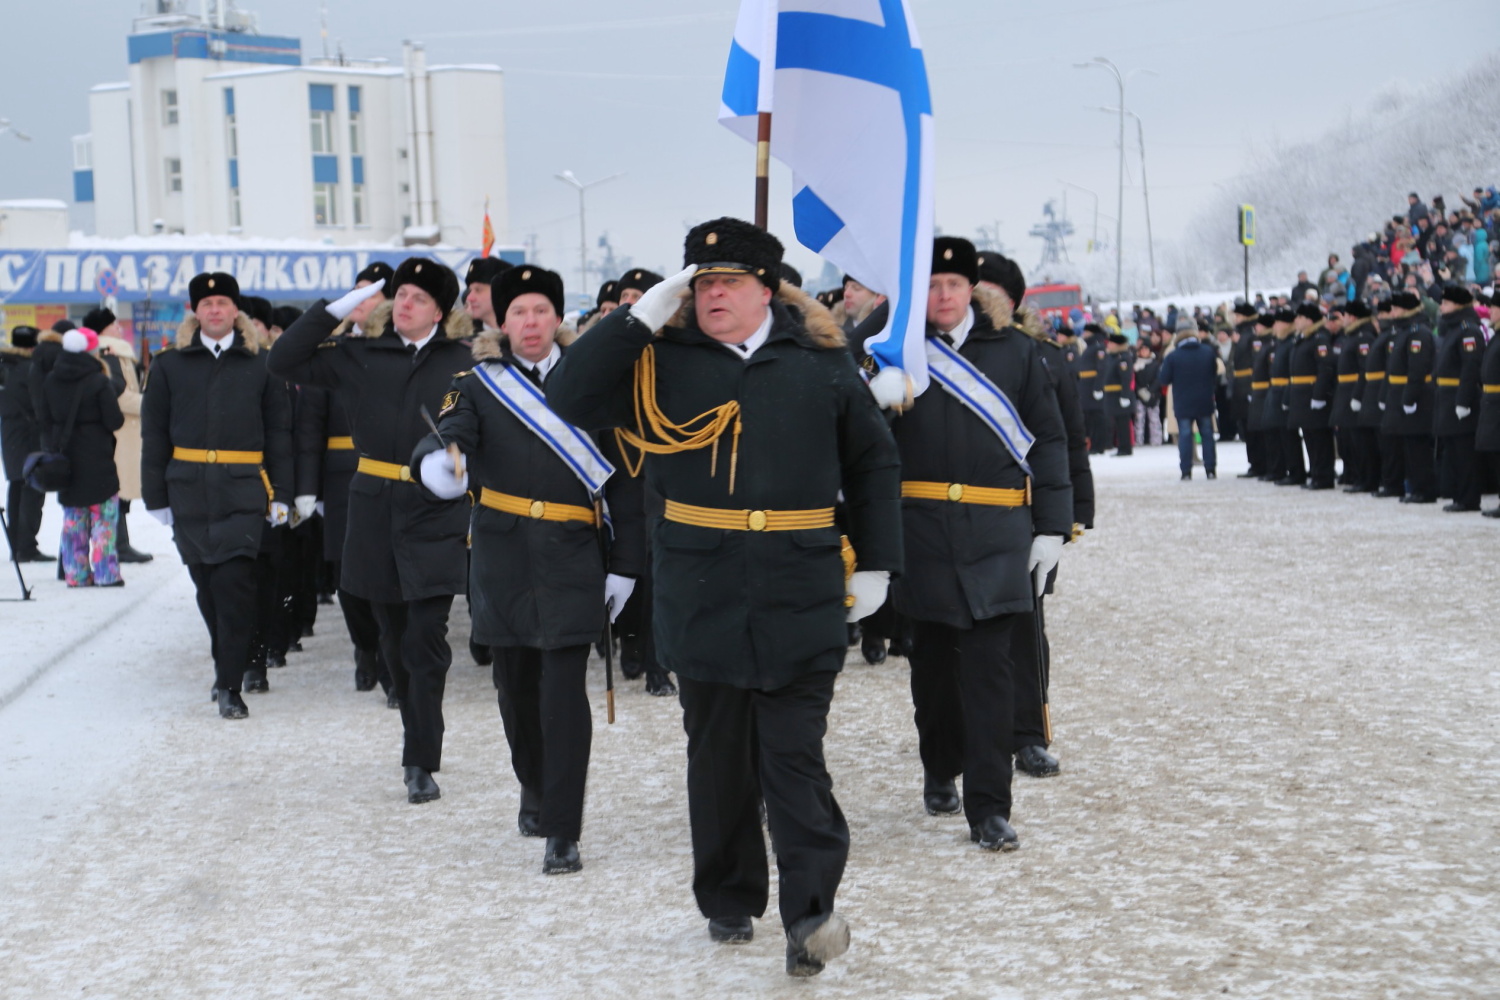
[
  {"xmin": 1439, "ymin": 433, "xmax": 1481, "ymax": 507},
  {"xmin": 493, "ymin": 644, "xmax": 592, "ymax": 840},
  {"xmin": 1304, "ymin": 427, "xmax": 1336, "ymax": 485},
  {"xmin": 1404, "ymin": 434, "xmax": 1437, "ymax": 497},
  {"xmin": 1354, "ymin": 427, "xmax": 1382, "ymax": 490},
  {"xmin": 371, "ymin": 595, "xmax": 455, "ymax": 771},
  {"xmin": 187, "ymin": 557, "xmax": 259, "ymax": 693},
  {"xmin": 5, "ymin": 479, "xmax": 44, "ymax": 558},
  {"xmin": 248, "ymin": 548, "xmax": 279, "ymax": 672},
  {"xmin": 1086, "ymin": 409, "xmax": 1108, "ymax": 453},
  {"xmin": 1216, "ymin": 385, "xmax": 1237, "ymax": 439},
  {"xmin": 1335, "ymin": 427, "xmax": 1354, "ymax": 483},
  {"xmin": 678, "ymin": 671, "xmax": 847, "ymax": 931},
  {"xmin": 1112, "ymin": 411, "xmax": 1133, "ymax": 454},
  {"xmin": 1281, "ymin": 428, "xmax": 1307, "ymax": 481},
  {"xmin": 616, "ymin": 556, "xmax": 663, "ymax": 680},
  {"xmin": 909, "ymin": 614, "xmax": 1019, "ymax": 826},
  {"xmin": 1379, "ymin": 433, "xmax": 1405, "ymax": 492},
  {"xmin": 1010, "ymin": 595, "xmax": 1051, "ymax": 751},
  {"xmin": 338, "ymin": 581, "xmax": 390, "ymax": 691},
  {"xmin": 1262, "ymin": 425, "xmax": 1285, "ymax": 478},
  {"xmin": 291, "ymin": 519, "xmax": 321, "ymax": 633},
  {"xmin": 1245, "ymin": 428, "xmax": 1265, "ymax": 475}
]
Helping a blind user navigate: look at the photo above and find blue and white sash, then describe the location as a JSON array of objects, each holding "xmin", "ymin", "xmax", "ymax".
[
  {"xmin": 473, "ymin": 361, "xmax": 616, "ymax": 498},
  {"xmin": 925, "ymin": 337, "xmax": 1035, "ymax": 476}
]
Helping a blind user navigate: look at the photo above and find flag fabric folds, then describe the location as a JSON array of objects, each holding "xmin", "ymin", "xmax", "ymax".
[
  {"xmin": 719, "ymin": 0, "xmax": 935, "ymax": 397},
  {"xmin": 481, "ymin": 197, "xmax": 496, "ymax": 259}
]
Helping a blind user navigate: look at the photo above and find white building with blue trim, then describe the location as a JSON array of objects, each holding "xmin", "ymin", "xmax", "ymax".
[{"xmin": 75, "ymin": 5, "xmax": 507, "ymax": 248}]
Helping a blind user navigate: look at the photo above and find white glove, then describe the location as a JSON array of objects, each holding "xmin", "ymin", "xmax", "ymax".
[
  {"xmin": 267, "ymin": 501, "xmax": 290, "ymax": 526},
  {"xmin": 1350, "ymin": 398, "xmax": 1362, "ymax": 412},
  {"xmin": 147, "ymin": 506, "xmax": 173, "ymax": 527},
  {"xmin": 326, "ymin": 279, "xmax": 386, "ymax": 320},
  {"xmin": 628, "ymin": 265, "xmax": 697, "ymax": 332},
  {"xmin": 1028, "ymin": 534, "xmax": 1064, "ymax": 598},
  {"xmin": 1093, "ymin": 390, "xmax": 1104, "ymax": 400},
  {"xmin": 1119, "ymin": 396, "xmax": 1132, "ymax": 409},
  {"xmin": 604, "ymin": 573, "xmax": 636, "ymax": 623},
  {"xmin": 869, "ymin": 366, "xmax": 912, "ymax": 410},
  {"xmin": 1457, "ymin": 405, "xmax": 1472, "ymax": 419},
  {"xmin": 845, "ymin": 570, "xmax": 890, "ymax": 623},
  {"xmin": 1403, "ymin": 403, "xmax": 1417, "ymax": 415},
  {"xmin": 1379, "ymin": 401, "xmax": 1386, "ymax": 411},
  {"xmin": 294, "ymin": 495, "xmax": 318, "ymax": 522},
  {"xmin": 315, "ymin": 501, "xmax": 325, "ymax": 518},
  {"xmin": 1310, "ymin": 398, "xmax": 1327, "ymax": 410},
  {"xmin": 419, "ymin": 448, "xmax": 468, "ymax": 500}
]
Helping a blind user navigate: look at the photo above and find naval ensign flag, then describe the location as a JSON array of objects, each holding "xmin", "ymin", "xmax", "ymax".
[{"xmin": 718, "ymin": 0, "xmax": 936, "ymax": 404}]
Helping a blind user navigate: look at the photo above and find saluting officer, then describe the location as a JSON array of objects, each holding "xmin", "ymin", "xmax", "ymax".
[
  {"xmin": 1286, "ymin": 302, "xmax": 1337, "ymax": 489},
  {"xmin": 141, "ymin": 272, "xmax": 293, "ymax": 719},
  {"xmin": 415, "ymin": 265, "xmax": 645, "ymax": 876},
  {"xmin": 1228, "ymin": 303, "xmax": 1261, "ymax": 476},
  {"xmin": 548, "ymin": 218, "xmax": 901, "ymax": 977},
  {"xmin": 1432, "ymin": 285, "xmax": 1484, "ymax": 512},
  {"xmin": 269, "ymin": 258, "xmax": 473, "ymax": 804},
  {"xmin": 1383, "ymin": 290, "xmax": 1438, "ymax": 503}
]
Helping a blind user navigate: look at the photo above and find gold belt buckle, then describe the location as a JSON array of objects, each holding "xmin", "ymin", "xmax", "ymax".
[
  {"xmin": 747, "ymin": 510, "xmax": 768, "ymax": 531},
  {"xmin": 946, "ymin": 483, "xmax": 964, "ymax": 502},
  {"xmin": 529, "ymin": 500, "xmax": 546, "ymax": 519},
  {"xmin": 205, "ymin": 449, "xmax": 218, "ymax": 463},
  {"xmin": 399, "ymin": 466, "xmax": 412, "ymax": 482}
]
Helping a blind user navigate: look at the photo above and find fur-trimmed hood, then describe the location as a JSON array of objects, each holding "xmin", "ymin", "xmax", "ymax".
[
  {"xmin": 176, "ymin": 313, "xmax": 262, "ymax": 352},
  {"xmin": 663, "ymin": 282, "xmax": 846, "ymax": 350},
  {"xmin": 975, "ymin": 283, "xmax": 1049, "ymax": 342},
  {"xmin": 470, "ymin": 323, "xmax": 577, "ymax": 362}
]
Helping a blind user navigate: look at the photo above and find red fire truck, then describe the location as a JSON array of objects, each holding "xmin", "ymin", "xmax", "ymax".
[{"xmin": 1022, "ymin": 283, "xmax": 1085, "ymax": 323}]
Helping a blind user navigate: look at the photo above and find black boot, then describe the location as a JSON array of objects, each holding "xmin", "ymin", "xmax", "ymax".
[
  {"xmin": 784, "ymin": 912, "xmax": 850, "ymax": 978},
  {"xmin": 217, "ymin": 689, "xmax": 249, "ymax": 720},
  {"xmin": 922, "ymin": 772, "xmax": 961, "ymax": 816},
  {"xmin": 469, "ymin": 638, "xmax": 493, "ymax": 666},
  {"xmin": 115, "ymin": 504, "xmax": 154, "ymax": 563},
  {"xmin": 708, "ymin": 916, "xmax": 754, "ymax": 943},
  {"xmin": 404, "ymin": 766, "xmax": 440, "ymax": 804},
  {"xmin": 969, "ymin": 814, "xmax": 1020, "ymax": 852},
  {"xmin": 542, "ymin": 837, "xmax": 582, "ymax": 874},
  {"xmin": 242, "ymin": 670, "xmax": 270, "ymax": 693},
  {"xmin": 1015, "ymin": 744, "xmax": 1061, "ymax": 777},
  {"xmin": 518, "ymin": 786, "xmax": 542, "ymax": 837},
  {"xmin": 860, "ymin": 631, "xmax": 887, "ymax": 665},
  {"xmin": 644, "ymin": 669, "xmax": 677, "ymax": 697},
  {"xmin": 354, "ymin": 648, "xmax": 379, "ymax": 691}
]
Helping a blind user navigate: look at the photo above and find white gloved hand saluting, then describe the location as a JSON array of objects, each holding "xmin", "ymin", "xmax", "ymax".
[
  {"xmin": 147, "ymin": 507, "xmax": 173, "ymax": 527},
  {"xmin": 604, "ymin": 574, "xmax": 636, "ymax": 623},
  {"xmin": 327, "ymin": 279, "xmax": 386, "ymax": 321},
  {"xmin": 1028, "ymin": 534, "xmax": 1064, "ymax": 598},
  {"xmin": 1457, "ymin": 405, "xmax": 1472, "ymax": 420},
  {"xmin": 846, "ymin": 570, "xmax": 890, "ymax": 623},
  {"xmin": 1310, "ymin": 398, "xmax": 1327, "ymax": 410},
  {"xmin": 419, "ymin": 449, "xmax": 468, "ymax": 500},
  {"xmin": 1350, "ymin": 398, "xmax": 1362, "ymax": 412},
  {"xmin": 267, "ymin": 501, "xmax": 290, "ymax": 526},
  {"xmin": 1403, "ymin": 403, "xmax": 1417, "ymax": 415},
  {"xmin": 628, "ymin": 266, "xmax": 697, "ymax": 332},
  {"xmin": 294, "ymin": 495, "xmax": 318, "ymax": 522}
]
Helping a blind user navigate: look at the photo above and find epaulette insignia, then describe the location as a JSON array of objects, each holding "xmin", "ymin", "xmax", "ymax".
[
  {"xmin": 317, "ymin": 339, "xmax": 339, "ymax": 349},
  {"xmin": 454, "ymin": 369, "xmax": 473, "ymax": 378},
  {"xmin": 439, "ymin": 389, "xmax": 460, "ymax": 416}
]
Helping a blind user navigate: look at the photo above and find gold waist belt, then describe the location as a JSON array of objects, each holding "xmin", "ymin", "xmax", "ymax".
[
  {"xmin": 327, "ymin": 436, "xmax": 355, "ymax": 450},
  {"xmin": 479, "ymin": 488, "xmax": 596, "ymax": 525},
  {"xmin": 1270, "ymin": 378, "xmax": 1290, "ymax": 387},
  {"xmin": 1387, "ymin": 375, "xmax": 1428, "ymax": 386},
  {"xmin": 357, "ymin": 457, "xmax": 412, "ymax": 482},
  {"xmin": 901, "ymin": 481, "xmax": 1030, "ymax": 507},
  {"xmin": 1484, "ymin": 384, "xmax": 1500, "ymax": 394},
  {"xmin": 1436, "ymin": 378, "xmax": 1460, "ymax": 387},
  {"xmin": 1366, "ymin": 372, "xmax": 1385, "ymax": 382},
  {"xmin": 1290, "ymin": 376, "xmax": 1317, "ymax": 385},
  {"xmin": 1337, "ymin": 374, "xmax": 1360, "ymax": 384},
  {"xmin": 663, "ymin": 499, "xmax": 835, "ymax": 532},
  {"xmin": 172, "ymin": 447, "xmax": 272, "ymax": 503},
  {"xmin": 1234, "ymin": 368, "xmax": 1253, "ymax": 377},
  {"xmin": 1252, "ymin": 381, "xmax": 1270, "ymax": 390},
  {"xmin": 1077, "ymin": 369, "xmax": 1097, "ymax": 378}
]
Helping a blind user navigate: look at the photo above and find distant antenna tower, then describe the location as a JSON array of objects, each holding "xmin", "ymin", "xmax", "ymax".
[
  {"xmin": 1028, "ymin": 199, "xmax": 1074, "ymax": 270},
  {"xmin": 974, "ymin": 221, "xmax": 1007, "ymax": 255},
  {"xmin": 319, "ymin": 1, "xmax": 330, "ymax": 60}
]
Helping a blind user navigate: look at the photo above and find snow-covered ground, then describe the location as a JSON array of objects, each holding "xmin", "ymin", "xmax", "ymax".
[{"xmin": 2, "ymin": 446, "xmax": 1497, "ymax": 999}]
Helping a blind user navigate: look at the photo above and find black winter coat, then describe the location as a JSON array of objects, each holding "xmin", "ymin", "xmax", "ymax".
[
  {"xmin": 268, "ymin": 302, "xmax": 473, "ymax": 604},
  {"xmin": 888, "ymin": 294, "xmax": 1072, "ymax": 629},
  {"xmin": 1101, "ymin": 349, "xmax": 1134, "ymax": 416},
  {"xmin": 1359, "ymin": 327, "xmax": 1394, "ymax": 430},
  {"xmin": 1075, "ymin": 337, "xmax": 1106, "ymax": 412},
  {"xmin": 40, "ymin": 351, "xmax": 123, "ymax": 508},
  {"xmin": 294, "ymin": 383, "xmax": 358, "ymax": 561},
  {"xmin": 141, "ymin": 323, "xmax": 294, "ymax": 565},
  {"xmin": 1, "ymin": 348, "xmax": 39, "ymax": 481},
  {"xmin": 1431, "ymin": 307, "xmax": 1483, "ymax": 438},
  {"xmin": 1247, "ymin": 332, "xmax": 1274, "ymax": 431},
  {"xmin": 1265, "ymin": 335, "xmax": 1294, "ymax": 430},
  {"xmin": 546, "ymin": 289, "xmax": 903, "ymax": 691},
  {"xmin": 1475, "ymin": 329, "xmax": 1500, "ymax": 452},
  {"xmin": 1382, "ymin": 315, "xmax": 1434, "ymax": 436},
  {"xmin": 1229, "ymin": 321, "xmax": 1257, "ymax": 406},
  {"xmin": 416, "ymin": 341, "xmax": 646, "ymax": 650},
  {"xmin": 27, "ymin": 334, "xmax": 64, "ymax": 433},
  {"xmin": 1287, "ymin": 325, "xmax": 1337, "ymax": 430},
  {"xmin": 1038, "ymin": 337, "xmax": 1095, "ymax": 530},
  {"xmin": 1331, "ymin": 320, "xmax": 1373, "ymax": 427}
]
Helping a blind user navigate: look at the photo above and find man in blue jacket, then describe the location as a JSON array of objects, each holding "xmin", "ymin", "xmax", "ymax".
[{"xmin": 1157, "ymin": 321, "xmax": 1220, "ymax": 480}]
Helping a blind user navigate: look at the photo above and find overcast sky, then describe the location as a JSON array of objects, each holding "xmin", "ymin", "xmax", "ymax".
[{"xmin": 2, "ymin": 0, "xmax": 1496, "ymax": 294}]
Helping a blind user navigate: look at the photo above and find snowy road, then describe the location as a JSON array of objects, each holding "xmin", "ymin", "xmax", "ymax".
[{"xmin": 2, "ymin": 443, "xmax": 1497, "ymax": 999}]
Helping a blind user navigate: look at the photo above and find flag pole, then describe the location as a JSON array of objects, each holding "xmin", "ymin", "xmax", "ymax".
[{"xmin": 754, "ymin": 112, "xmax": 772, "ymax": 229}]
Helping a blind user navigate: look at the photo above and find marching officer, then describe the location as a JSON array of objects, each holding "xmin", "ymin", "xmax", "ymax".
[
  {"xmin": 269, "ymin": 258, "xmax": 473, "ymax": 804},
  {"xmin": 1286, "ymin": 302, "xmax": 1337, "ymax": 489},
  {"xmin": 1367, "ymin": 296, "xmax": 1405, "ymax": 498},
  {"xmin": 416, "ymin": 264, "xmax": 645, "ymax": 876},
  {"xmin": 1331, "ymin": 301, "xmax": 1375, "ymax": 492},
  {"xmin": 1432, "ymin": 285, "xmax": 1484, "ymax": 512},
  {"xmin": 463, "ymin": 256, "xmax": 514, "ymax": 335},
  {"xmin": 548, "ymin": 218, "xmax": 902, "ymax": 977},
  {"xmin": 141, "ymin": 272, "xmax": 293, "ymax": 719},
  {"xmin": 1384, "ymin": 290, "xmax": 1438, "ymax": 503},
  {"xmin": 1229, "ymin": 303, "xmax": 1261, "ymax": 477},
  {"xmin": 1101, "ymin": 332, "xmax": 1134, "ymax": 455}
]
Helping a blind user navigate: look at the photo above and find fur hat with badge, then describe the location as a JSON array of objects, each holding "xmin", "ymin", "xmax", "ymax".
[
  {"xmin": 493, "ymin": 265, "xmax": 565, "ymax": 320},
  {"xmin": 931, "ymin": 237, "xmax": 980, "ymax": 285},
  {"xmin": 619, "ymin": 269, "xmax": 664, "ymax": 296},
  {"xmin": 1440, "ymin": 284, "xmax": 1474, "ymax": 306},
  {"xmin": 1296, "ymin": 302, "xmax": 1324, "ymax": 322},
  {"xmin": 596, "ymin": 280, "xmax": 620, "ymax": 308},
  {"xmin": 82, "ymin": 306, "xmax": 117, "ymax": 334},
  {"xmin": 465, "ymin": 257, "xmax": 512, "ymax": 289},
  {"xmin": 683, "ymin": 218, "xmax": 784, "ymax": 292},
  {"xmin": 357, "ymin": 261, "xmax": 395, "ymax": 289},
  {"xmin": 189, "ymin": 272, "xmax": 241, "ymax": 310},
  {"xmin": 390, "ymin": 257, "xmax": 461, "ymax": 318},
  {"xmin": 975, "ymin": 250, "xmax": 1026, "ymax": 307},
  {"xmin": 9, "ymin": 325, "xmax": 40, "ymax": 350}
]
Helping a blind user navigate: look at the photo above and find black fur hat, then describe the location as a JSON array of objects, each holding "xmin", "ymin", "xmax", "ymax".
[
  {"xmin": 465, "ymin": 257, "xmax": 513, "ymax": 288},
  {"xmin": 1107, "ymin": 332, "xmax": 1129, "ymax": 346},
  {"xmin": 1255, "ymin": 313, "xmax": 1275, "ymax": 328},
  {"xmin": 356, "ymin": 261, "xmax": 395, "ymax": 288},
  {"xmin": 1390, "ymin": 290, "xmax": 1421, "ymax": 311},
  {"xmin": 976, "ymin": 251, "xmax": 1025, "ymax": 305},
  {"xmin": 390, "ymin": 257, "xmax": 460, "ymax": 318},
  {"xmin": 1273, "ymin": 308, "xmax": 1296, "ymax": 324},
  {"xmin": 1083, "ymin": 322, "xmax": 1106, "ymax": 336},
  {"xmin": 52, "ymin": 319, "xmax": 75, "ymax": 334},
  {"xmin": 1232, "ymin": 301, "xmax": 1259, "ymax": 318},
  {"xmin": 684, "ymin": 218, "xmax": 784, "ymax": 292},
  {"xmin": 272, "ymin": 305, "xmax": 302, "ymax": 330},
  {"xmin": 189, "ymin": 272, "xmax": 241, "ymax": 310},
  {"xmin": 932, "ymin": 237, "xmax": 979, "ymax": 285},
  {"xmin": 1296, "ymin": 302, "xmax": 1324, "ymax": 322},
  {"xmin": 1344, "ymin": 300, "xmax": 1371, "ymax": 319},
  {"xmin": 241, "ymin": 295, "xmax": 274, "ymax": 328},
  {"xmin": 1441, "ymin": 284, "xmax": 1474, "ymax": 306},
  {"xmin": 10, "ymin": 325, "xmax": 39, "ymax": 349},
  {"xmin": 779, "ymin": 262, "xmax": 803, "ymax": 288},
  {"xmin": 82, "ymin": 306, "xmax": 117, "ymax": 332},
  {"xmin": 618, "ymin": 269, "xmax": 664, "ymax": 295},
  {"xmin": 494, "ymin": 265, "xmax": 565, "ymax": 320},
  {"xmin": 596, "ymin": 280, "xmax": 620, "ymax": 307}
]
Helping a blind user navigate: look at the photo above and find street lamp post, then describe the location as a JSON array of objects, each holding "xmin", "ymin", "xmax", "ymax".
[
  {"xmin": 1099, "ymin": 107, "xmax": 1157, "ymax": 295},
  {"xmin": 1058, "ymin": 179, "xmax": 1100, "ymax": 250},
  {"xmin": 1073, "ymin": 58, "xmax": 1153, "ymax": 310},
  {"xmin": 554, "ymin": 170, "xmax": 624, "ymax": 305}
]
